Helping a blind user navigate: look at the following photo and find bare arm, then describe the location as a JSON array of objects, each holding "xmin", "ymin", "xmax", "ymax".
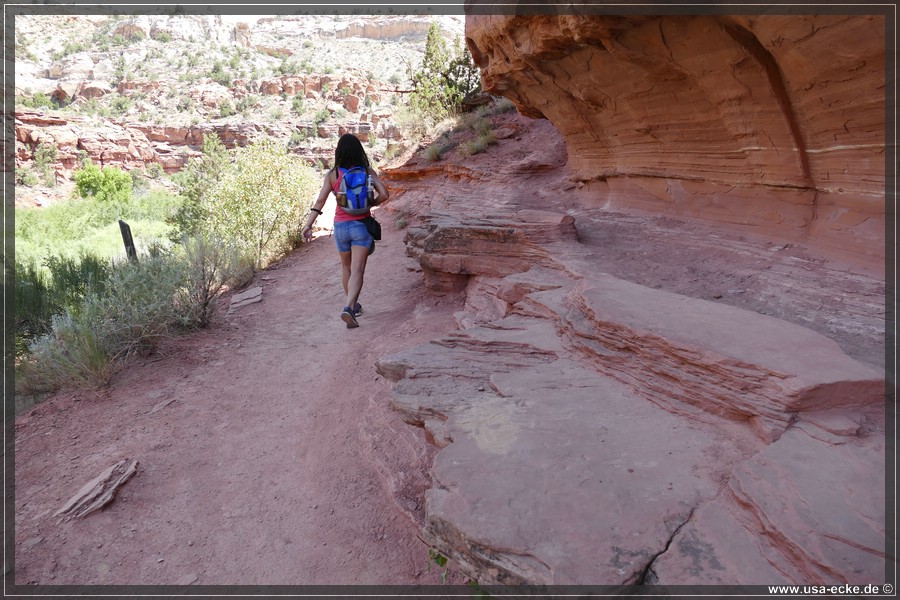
[
  {"xmin": 368, "ymin": 168, "xmax": 390, "ymax": 206},
  {"xmin": 302, "ymin": 172, "xmax": 333, "ymax": 241}
]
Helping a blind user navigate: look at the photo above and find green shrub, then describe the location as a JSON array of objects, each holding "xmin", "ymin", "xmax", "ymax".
[
  {"xmin": 15, "ymin": 166, "xmax": 39, "ymax": 187},
  {"xmin": 176, "ymin": 96, "xmax": 194, "ymax": 112},
  {"xmin": 34, "ymin": 141, "xmax": 58, "ymax": 175},
  {"xmin": 312, "ymin": 108, "xmax": 330, "ymax": 127},
  {"xmin": 276, "ymin": 58, "xmax": 301, "ymax": 76},
  {"xmin": 79, "ymin": 97, "xmax": 100, "ymax": 115},
  {"xmin": 19, "ymin": 310, "xmax": 113, "ymax": 392},
  {"xmin": 16, "ymin": 36, "xmax": 38, "ymax": 62},
  {"xmin": 50, "ymin": 40, "xmax": 87, "ymax": 62},
  {"xmin": 129, "ymin": 168, "xmax": 147, "ymax": 193},
  {"xmin": 14, "ymin": 259, "xmax": 53, "ymax": 356},
  {"xmin": 152, "ymin": 30, "xmax": 172, "ymax": 43},
  {"xmin": 288, "ymin": 129, "xmax": 307, "ymax": 147},
  {"xmin": 236, "ymin": 95, "xmax": 257, "ymax": 114},
  {"xmin": 146, "ymin": 162, "xmax": 164, "ymax": 179},
  {"xmin": 111, "ymin": 94, "xmax": 134, "ymax": 115},
  {"xmin": 18, "ymin": 248, "xmax": 192, "ymax": 391},
  {"xmin": 210, "ymin": 61, "xmax": 232, "ymax": 87},
  {"xmin": 15, "ymin": 252, "xmax": 111, "ymax": 354},
  {"xmin": 74, "ymin": 162, "xmax": 133, "ymax": 205},
  {"xmin": 113, "ymin": 56, "xmax": 129, "ymax": 83},
  {"xmin": 292, "ymin": 94, "xmax": 305, "ymax": 115},
  {"xmin": 18, "ymin": 92, "xmax": 54, "ymax": 109},
  {"xmin": 218, "ymin": 99, "xmax": 235, "ymax": 118}
]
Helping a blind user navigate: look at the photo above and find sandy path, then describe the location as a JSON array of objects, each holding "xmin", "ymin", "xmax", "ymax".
[{"xmin": 12, "ymin": 211, "xmax": 467, "ymax": 586}]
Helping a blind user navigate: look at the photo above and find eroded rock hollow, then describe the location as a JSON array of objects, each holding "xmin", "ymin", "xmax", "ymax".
[{"xmin": 465, "ymin": 14, "xmax": 885, "ymax": 271}]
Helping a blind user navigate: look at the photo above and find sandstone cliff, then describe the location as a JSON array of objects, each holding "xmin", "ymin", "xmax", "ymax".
[
  {"xmin": 374, "ymin": 13, "xmax": 887, "ymax": 586},
  {"xmin": 465, "ymin": 15, "xmax": 885, "ymax": 270},
  {"xmin": 378, "ymin": 104, "xmax": 886, "ymax": 589}
]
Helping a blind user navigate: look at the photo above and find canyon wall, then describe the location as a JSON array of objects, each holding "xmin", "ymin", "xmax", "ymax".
[{"xmin": 465, "ymin": 15, "xmax": 886, "ymax": 270}]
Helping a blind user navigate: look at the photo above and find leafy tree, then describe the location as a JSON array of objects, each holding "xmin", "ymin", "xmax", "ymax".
[
  {"xmin": 445, "ymin": 37, "xmax": 482, "ymax": 107},
  {"xmin": 168, "ymin": 133, "xmax": 229, "ymax": 241},
  {"xmin": 409, "ymin": 22, "xmax": 482, "ymax": 125},
  {"xmin": 200, "ymin": 138, "xmax": 318, "ymax": 269}
]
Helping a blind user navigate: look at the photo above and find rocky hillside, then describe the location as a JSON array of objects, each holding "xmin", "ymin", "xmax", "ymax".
[{"xmin": 13, "ymin": 13, "xmax": 464, "ymax": 207}]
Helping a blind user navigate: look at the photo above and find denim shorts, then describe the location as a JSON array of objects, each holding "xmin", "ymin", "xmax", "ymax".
[{"xmin": 333, "ymin": 219, "xmax": 373, "ymax": 253}]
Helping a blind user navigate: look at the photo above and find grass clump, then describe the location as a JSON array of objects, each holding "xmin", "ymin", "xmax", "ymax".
[
  {"xmin": 463, "ymin": 132, "xmax": 497, "ymax": 156},
  {"xmin": 425, "ymin": 138, "xmax": 457, "ymax": 162}
]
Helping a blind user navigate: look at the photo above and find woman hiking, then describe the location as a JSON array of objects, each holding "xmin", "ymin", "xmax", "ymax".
[{"xmin": 301, "ymin": 133, "xmax": 390, "ymax": 328}]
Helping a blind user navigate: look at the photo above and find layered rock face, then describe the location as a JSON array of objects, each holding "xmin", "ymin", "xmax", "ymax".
[
  {"xmin": 465, "ymin": 15, "xmax": 885, "ymax": 269},
  {"xmin": 14, "ymin": 108, "xmax": 374, "ymax": 176},
  {"xmin": 377, "ymin": 105, "xmax": 885, "ymax": 585}
]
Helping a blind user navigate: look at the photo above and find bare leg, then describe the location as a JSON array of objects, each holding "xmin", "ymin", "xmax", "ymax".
[
  {"xmin": 346, "ymin": 244, "xmax": 369, "ymax": 309},
  {"xmin": 339, "ymin": 251, "xmax": 352, "ymax": 297}
]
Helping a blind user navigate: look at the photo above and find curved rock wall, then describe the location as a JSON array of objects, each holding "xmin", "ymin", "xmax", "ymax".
[{"xmin": 465, "ymin": 15, "xmax": 885, "ymax": 267}]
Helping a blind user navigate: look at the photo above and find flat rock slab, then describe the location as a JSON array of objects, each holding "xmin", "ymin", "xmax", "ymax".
[
  {"xmin": 227, "ymin": 286, "xmax": 263, "ymax": 315},
  {"xmin": 425, "ymin": 359, "xmax": 754, "ymax": 585}
]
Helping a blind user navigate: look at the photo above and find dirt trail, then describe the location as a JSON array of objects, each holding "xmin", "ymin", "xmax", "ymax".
[{"xmin": 13, "ymin": 212, "xmax": 468, "ymax": 586}]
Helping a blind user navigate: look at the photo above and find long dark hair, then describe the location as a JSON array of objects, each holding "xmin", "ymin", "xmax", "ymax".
[{"xmin": 333, "ymin": 133, "xmax": 370, "ymax": 172}]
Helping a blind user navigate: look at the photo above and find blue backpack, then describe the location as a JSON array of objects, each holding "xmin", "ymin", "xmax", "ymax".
[{"xmin": 337, "ymin": 166, "xmax": 373, "ymax": 215}]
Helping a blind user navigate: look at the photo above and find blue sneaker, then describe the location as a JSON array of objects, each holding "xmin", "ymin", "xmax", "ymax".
[
  {"xmin": 340, "ymin": 307, "xmax": 359, "ymax": 328},
  {"xmin": 352, "ymin": 302, "xmax": 363, "ymax": 317}
]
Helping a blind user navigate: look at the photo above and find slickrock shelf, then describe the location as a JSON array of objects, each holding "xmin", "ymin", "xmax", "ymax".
[{"xmin": 376, "ymin": 253, "xmax": 884, "ymax": 584}]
